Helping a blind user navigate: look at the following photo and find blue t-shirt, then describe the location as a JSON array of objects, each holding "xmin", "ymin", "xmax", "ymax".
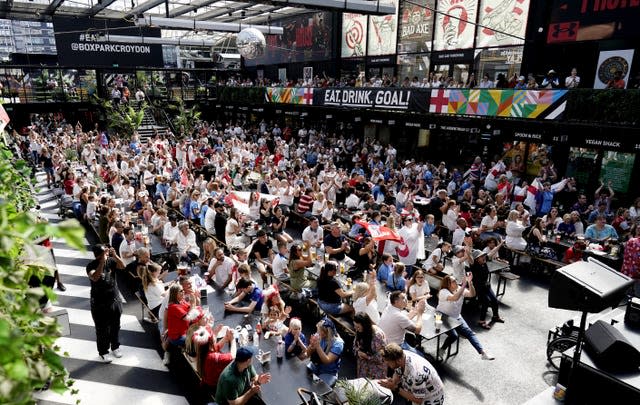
[
  {"xmin": 313, "ymin": 338, "xmax": 343, "ymax": 375},
  {"xmin": 284, "ymin": 331, "xmax": 307, "ymax": 358},
  {"xmin": 584, "ymin": 224, "xmax": 618, "ymax": 241},
  {"xmin": 378, "ymin": 263, "xmax": 392, "ymax": 282},
  {"xmin": 423, "ymin": 222, "xmax": 436, "ymax": 237},
  {"xmin": 247, "ymin": 286, "xmax": 264, "ymax": 312},
  {"xmin": 387, "ymin": 273, "xmax": 406, "ymax": 291}
]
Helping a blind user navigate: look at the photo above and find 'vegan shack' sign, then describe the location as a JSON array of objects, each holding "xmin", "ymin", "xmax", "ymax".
[{"xmin": 317, "ymin": 88, "xmax": 412, "ymax": 109}]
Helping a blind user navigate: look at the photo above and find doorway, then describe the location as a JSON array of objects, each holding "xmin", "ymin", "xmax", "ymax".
[{"xmin": 432, "ymin": 63, "xmax": 471, "ymax": 86}]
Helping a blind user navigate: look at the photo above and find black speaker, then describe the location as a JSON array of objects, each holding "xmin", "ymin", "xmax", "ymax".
[
  {"xmin": 625, "ymin": 297, "xmax": 640, "ymax": 329},
  {"xmin": 585, "ymin": 320, "xmax": 640, "ymax": 372},
  {"xmin": 548, "ymin": 259, "xmax": 633, "ymax": 313}
]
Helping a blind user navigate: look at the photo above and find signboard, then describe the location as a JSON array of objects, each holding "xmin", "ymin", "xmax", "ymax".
[
  {"xmin": 247, "ymin": 12, "xmax": 332, "ymax": 66},
  {"xmin": 476, "ymin": 0, "xmax": 529, "ymax": 48},
  {"xmin": 547, "ymin": 0, "xmax": 640, "ymax": 43},
  {"xmin": 433, "ymin": 0, "xmax": 478, "ymax": 51},
  {"xmin": 266, "ymin": 87, "xmax": 313, "ymax": 105},
  {"xmin": 593, "ymin": 49, "xmax": 634, "ymax": 89},
  {"xmin": 600, "ymin": 151, "xmax": 634, "ymax": 193},
  {"xmin": 428, "ymin": 88, "xmax": 568, "ymax": 119},
  {"xmin": 341, "ymin": 13, "xmax": 368, "ymax": 57},
  {"xmin": 368, "ymin": 1, "xmax": 399, "ymax": 56},
  {"xmin": 53, "ymin": 17, "xmax": 163, "ymax": 67},
  {"xmin": 315, "ymin": 88, "xmax": 412, "ymax": 109},
  {"xmin": 398, "ymin": 0, "xmax": 435, "ymax": 53}
]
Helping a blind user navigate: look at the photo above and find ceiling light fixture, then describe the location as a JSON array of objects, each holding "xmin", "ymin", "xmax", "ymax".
[
  {"xmin": 135, "ymin": 15, "xmax": 284, "ymax": 35},
  {"xmin": 101, "ymin": 34, "xmax": 217, "ymax": 47}
]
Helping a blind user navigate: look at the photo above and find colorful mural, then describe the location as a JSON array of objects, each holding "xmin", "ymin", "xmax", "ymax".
[
  {"xmin": 428, "ymin": 88, "xmax": 567, "ymax": 118},
  {"xmin": 265, "ymin": 87, "xmax": 314, "ymax": 105}
]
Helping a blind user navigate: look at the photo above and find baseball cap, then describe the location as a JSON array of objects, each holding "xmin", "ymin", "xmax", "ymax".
[{"xmin": 236, "ymin": 346, "xmax": 256, "ymax": 362}]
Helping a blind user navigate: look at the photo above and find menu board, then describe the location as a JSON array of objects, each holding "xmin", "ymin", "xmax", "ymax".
[
  {"xmin": 476, "ymin": 0, "xmax": 529, "ymax": 48},
  {"xmin": 368, "ymin": 1, "xmax": 399, "ymax": 56},
  {"xmin": 600, "ymin": 151, "xmax": 634, "ymax": 193},
  {"xmin": 433, "ymin": 0, "xmax": 478, "ymax": 51},
  {"xmin": 565, "ymin": 147, "xmax": 598, "ymax": 188},
  {"xmin": 398, "ymin": 0, "xmax": 435, "ymax": 53},
  {"xmin": 342, "ymin": 13, "xmax": 368, "ymax": 57}
]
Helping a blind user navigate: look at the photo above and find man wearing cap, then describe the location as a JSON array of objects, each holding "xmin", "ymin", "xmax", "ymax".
[
  {"xmin": 215, "ymin": 346, "xmax": 271, "ymax": 405},
  {"xmin": 379, "ymin": 343, "xmax": 445, "ymax": 405},
  {"xmin": 542, "ymin": 69, "xmax": 560, "ymax": 89},
  {"xmin": 451, "ymin": 243, "xmax": 473, "ymax": 285},
  {"xmin": 469, "ymin": 249, "xmax": 503, "ymax": 329},
  {"xmin": 563, "ymin": 239, "xmax": 586, "ymax": 264},
  {"xmin": 86, "ymin": 244, "xmax": 126, "ymax": 363}
]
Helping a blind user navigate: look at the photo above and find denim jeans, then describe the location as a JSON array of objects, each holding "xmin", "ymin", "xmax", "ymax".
[
  {"xmin": 442, "ymin": 316, "xmax": 483, "ymax": 354},
  {"xmin": 477, "ymin": 285, "xmax": 499, "ymax": 319},
  {"xmin": 307, "ymin": 362, "xmax": 338, "ymax": 387}
]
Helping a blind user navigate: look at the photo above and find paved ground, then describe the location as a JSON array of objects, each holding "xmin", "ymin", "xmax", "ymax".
[{"xmin": 33, "ymin": 172, "xmax": 576, "ymax": 405}]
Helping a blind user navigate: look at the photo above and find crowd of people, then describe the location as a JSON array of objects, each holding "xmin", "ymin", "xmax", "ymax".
[{"xmin": 11, "ymin": 112, "xmax": 640, "ymax": 404}]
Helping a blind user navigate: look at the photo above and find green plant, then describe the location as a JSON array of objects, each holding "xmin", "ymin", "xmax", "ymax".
[
  {"xmin": 335, "ymin": 380, "xmax": 384, "ymax": 405},
  {"xmin": 0, "ymin": 144, "xmax": 85, "ymax": 404},
  {"xmin": 166, "ymin": 99, "xmax": 201, "ymax": 138},
  {"xmin": 91, "ymin": 95, "xmax": 146, "ymax": 140}
]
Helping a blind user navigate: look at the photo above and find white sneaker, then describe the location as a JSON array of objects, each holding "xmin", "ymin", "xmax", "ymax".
[
  {"xmin": 112, "ymin": 348, "xmax": 123, "ymax": 358},
  {"xmin": 437, "ymin": 347, "xmax": 447, "ymax": 360},
  {"xmin": 481, "ymin": 351, "xmax": 495, "ymax": 361},
  {"xmin": 99, "ymin": 354, "xmax": 113, "ymax": 363},
  {"xmin": 163, "ymin": 351, "xmax": 170, "ymax": 366}
]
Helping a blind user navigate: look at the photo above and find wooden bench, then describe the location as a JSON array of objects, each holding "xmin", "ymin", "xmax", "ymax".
[
  {"xmin": 134, "ymin": 291, "xmax": 159, "ymax": 324},
  {"xmin": 530, "ymin": 256, "xmax": 565, "ymax": 272},
  {"xmin": 308, "ymin": 298, "xmax": 356, "ymax": 337},
  {"xmin": 496, "ymin": 271, "xmax": 520, "ymax": 299}
]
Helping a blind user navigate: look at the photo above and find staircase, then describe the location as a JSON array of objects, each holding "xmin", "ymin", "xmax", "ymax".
[{"xmin": 136, "ymin": 106, "xmax": 167, "ymax": 144}]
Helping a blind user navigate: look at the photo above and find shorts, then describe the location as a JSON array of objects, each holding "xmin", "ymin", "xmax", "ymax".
[{"xmin": 318, "ymin": 300, "xmax": 343, "ymax": 315}]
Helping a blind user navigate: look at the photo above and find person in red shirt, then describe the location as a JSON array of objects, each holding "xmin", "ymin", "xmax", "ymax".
[
  {"xmin": 197, "ymin": 326, "xmax": 237, "ymax": 391},
  {"xmin": 563, "ymin": 239, "xmax": 586, "ymax": 264},
  {"xmin": 63, "ymin": 172, "xmax": 75, "ymax": 195},
  {"xmin": 606, "ymin": 71, "xmax": 626, "ymax": 89},
  {"xmin": 165, "ymin": 284, "xmax": 191, "ymax": 346}
]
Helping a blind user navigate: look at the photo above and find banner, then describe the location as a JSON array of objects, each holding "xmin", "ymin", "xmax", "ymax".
[
  {"xmin": 428, "ymin": 88, "xmax": 568, "ymax": 118},
  {"xmin": 53, "ymin": 17, "xmax": 163, "ymax": 67},
  {"xmin": 433, "ymin": 0, "xmax": 478, "ymax": 51},
  {"xmin": 246, "ymin": 12, "xmax": 332, "ymax": 66},
  {"xmin": 355, "ymin": 220, "xmax": 403, "ymax": 243},
  {"xmin": 476, "ymin": 0, "xmax": 529, "ymax": 47},
  {"xmin": 398, "ymin": 0, "xmax": 435, "ymax": 53},
  {"xmin": 547, "ymin": 0, "xmax": 640, "ymax": 43},
  {"xmin": 341, "ymin": 13, "xmax": 368, "ymax": 57},
  {"xmin": 315, "ymin": 88, "xmax": 412, "ymax": 109},
  {"xmin": 266, "ymin": 87, "xmax": 314, "ymax": 105},
  {"xmin": 368, "ymin": 1, "xmax": 399, "ymax": 56},
  {"xmin": 593, "ymin": 49, "xmax": 634, "ymax": 89}
]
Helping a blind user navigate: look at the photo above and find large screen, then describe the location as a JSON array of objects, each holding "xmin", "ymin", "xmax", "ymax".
[
  {"xmin": 433, "ymin": 0, "xmax": 479, "ymax": 51},
  {"xmin": 341, "ymin": 13, "xmax": 368, "ymax": 58},
  {"xmin": 476, "ymin": 0, "xmax": 529, "ymax": 48},
  {"xmin": 547, "ymin": 0, "xmax": 640, "ymax": 43},
  {"xmin": 398, "ymin": 0, "xmax": 435, "ymax": 54},
  {"xmin": 367, "ymin": 1, "xmax": 399, "ymax": 56},
  {"xmin": 245, "ymin": 11, "xmax": 333, "ymax": 66}
]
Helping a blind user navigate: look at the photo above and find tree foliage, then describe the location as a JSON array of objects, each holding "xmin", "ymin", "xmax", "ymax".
[
  {"xmin": 0, "ymin": 144, "xmax": 85, "ymax": 404},
  {"xmin": 91, "ymin": 95, "xmax": 146, "ymax": 140},
  {"xmin": 166, "ymin": 99, "xmax": 201, "ymax": 138}
]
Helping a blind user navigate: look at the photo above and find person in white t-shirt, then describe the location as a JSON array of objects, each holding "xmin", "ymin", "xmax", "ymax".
[
  {"xmin": 379, "ymin": 291, "xmax": 426, "ymax": 353},
  {"xmin": 271, "ymin": 242, "xmax": 290, "ymax": 281},
  {"xmin": 119, "ymin": 227, "xmax": 137, "ymax": 267},
  {"xmin": 352, "ymin": 271, "xmax": 381, "ymax": 324},
  {"xmin": 436, "ymin": 274, "xmax": 494, "ymax": 360},
  {"xmin": 302, "ymin": 217, "xmax": 324, "ymax": 250},
  {"xmin": 206, "ymin": 248, "xmax": 234, "ymax": 289},
  {"xmin": 162, "ymin": 215, "xmax": 180, "ymax": 244},
  {"xmin": 397, "ymin": 216, "xmax": 423, "ymax": 276},
  {"xmin": 450, "ymin": 244, "xmax": 473, "ymax": 285}
]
